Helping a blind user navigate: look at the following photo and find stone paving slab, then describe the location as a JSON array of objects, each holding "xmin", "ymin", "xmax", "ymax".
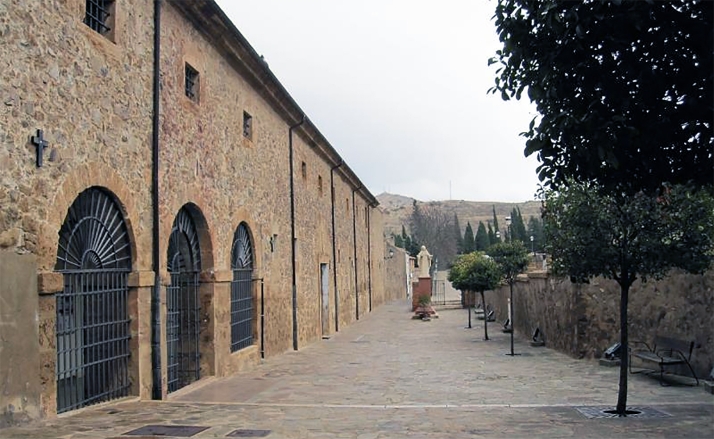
[{"xmin": 2, "ymin": 300, "xmax": 713, "ymax": 438}]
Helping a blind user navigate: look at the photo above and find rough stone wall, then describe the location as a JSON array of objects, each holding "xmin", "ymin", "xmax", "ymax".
[
  {"xmin": 354, "ymin": 194, "xmax": 371, "ymax": 318},
  {"xmin": 0, "ymin": 0, "xmax": 154, "ymax": 421},
  {"xmin": 1, "ymin": 0, "xmax": 389, "ymax": 424},
  {"xmin": 493, "ymin": 270, "xmax": 714, "ymax": 379},
  {"xmin": 0, "ymin": 0, "xmax": 154, "ymax": 267},
  {"xmin": 160, "ymin": 4, "xmax": 294, "ymax": 367},
  {"xmin": 383, "ymin": 246, "xmax": 409, "ymax": 304},
  {"xmin": 369, "ymin": 210, "xmax": 393, "ymax": 308},
  {"xmin": 333, "ymin": 174, "xmax": 357, "ymax": 328},
  {"xmin": 293, "ymin": 135, "xmax": 336, "ymax": 344}
]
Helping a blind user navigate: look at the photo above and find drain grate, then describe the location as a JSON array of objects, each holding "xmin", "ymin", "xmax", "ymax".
[
  {"xmin": 226, "ymin": 429, "xmax": 272, "ymax": 437},
  {"xmin": 124, "ymin": 425, "xmax": 209, "ymax": 437},
  {"xmin": 575, "ymin": 406, "xmax": 672, "ymax": 419}
]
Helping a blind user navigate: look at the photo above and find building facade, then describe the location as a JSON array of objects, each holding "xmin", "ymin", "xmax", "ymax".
[{"xmin": 0, "ymin": 0, "xmax": 399, "ymax": 425}]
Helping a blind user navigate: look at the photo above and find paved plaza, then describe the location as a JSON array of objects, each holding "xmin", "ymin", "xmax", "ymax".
[{"xmin": 3, "ymin": 300, "xmax": 713, "ymax": 438}]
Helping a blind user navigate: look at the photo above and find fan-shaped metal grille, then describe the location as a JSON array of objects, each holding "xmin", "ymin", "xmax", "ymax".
[
  {"xmin": 231, "ymin": 223, "xmax": 253, "ymax": 270},
  {"xmin": 54, "ymin": 187, "xmax": 131, "ymax": 413},
  {"xmin": 56, "ymin": 188, "xmax": 131, "ymax": 271},
  {"xmin": 167, "ymin": 208, "xmax": 201, "ymax": 273},
  {"xmin": 230, "ymin": 223, "xmax": 254, "ymax": 352},
  {"xmin": 166, "ymin": 207, "xmax": 201, "ymax": 393}
]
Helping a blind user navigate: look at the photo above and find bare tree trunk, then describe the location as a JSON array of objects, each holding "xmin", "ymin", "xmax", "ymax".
[
  {"xmin": 481, "ymin": 290, "xmax": 489, "ymax": 340},
  {"xmin": 509, "ymin": 282, "xmax": 515, "ymax": 355},
  {"xmin": 616, "ymin": 282, "xmax": 630, "ymax": 415}
]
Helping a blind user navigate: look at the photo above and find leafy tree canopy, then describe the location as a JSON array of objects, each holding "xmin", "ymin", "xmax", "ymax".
[
  {"xmin": 491, "ymin": 0, "xmax": 713, "ymax": 193},
  {"xmin": 448, "ymin": 252, "xmax": 503, "ymax": 294},
  {"xmin": 543, "ymin": 182, "xmax": 714, "ymax": 287},
  {"xmin": 488, "ymin": 241, "xmax": 530, "ymax": 284}
]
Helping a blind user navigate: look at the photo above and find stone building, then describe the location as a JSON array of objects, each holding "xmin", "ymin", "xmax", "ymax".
[{"xmin": 0, "ymin": 0, "xmax": 400, "ymax": 425}]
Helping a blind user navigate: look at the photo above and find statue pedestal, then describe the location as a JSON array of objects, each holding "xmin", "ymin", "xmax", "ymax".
[{"xmin": 412, "ymin": 277, "xmax": 432, "ymax": 311}]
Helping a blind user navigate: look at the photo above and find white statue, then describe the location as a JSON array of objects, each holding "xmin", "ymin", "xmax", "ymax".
[{"xmin": 416, "ymin": 245, "xmax": 433, "ymax": 277}]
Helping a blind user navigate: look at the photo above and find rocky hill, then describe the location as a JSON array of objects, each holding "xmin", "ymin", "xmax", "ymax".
[{"xmin": 377, "ymin": 192, "xmax": 542, "ymax": 238}]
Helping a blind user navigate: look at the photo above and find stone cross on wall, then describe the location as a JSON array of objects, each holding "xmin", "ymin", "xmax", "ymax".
[{"xmin": 31, "ymin": 129, "xmax": 49, "ymax": 168}]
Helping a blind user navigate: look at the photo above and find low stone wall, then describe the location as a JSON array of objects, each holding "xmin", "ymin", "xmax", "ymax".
[{"xmin": 492, "ymin": 269, "xmax": 714, "ymax": 379}]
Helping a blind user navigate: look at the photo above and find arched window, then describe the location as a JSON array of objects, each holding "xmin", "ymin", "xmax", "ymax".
[
  {"xmin": 55, "ymin": 187, "xmax": 132, "ymax": 413},
  {"xmin": 166, "ymin": 207, "xmax": 202, "ymax": 393},
  {"xmin": 230, "ymin": 222, "xmax": 254, "ymax": 352}
]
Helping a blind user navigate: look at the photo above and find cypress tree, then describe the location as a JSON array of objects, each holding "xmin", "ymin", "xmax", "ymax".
[
  {"xmin": 463, "ymin": 222, "xmax": 475, "ymax": 253},
  {"xmin": 475, "ymin": 221, "xmax": 489, "ymax": 251}
]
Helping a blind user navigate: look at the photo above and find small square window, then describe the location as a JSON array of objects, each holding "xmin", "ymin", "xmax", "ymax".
[
  {"xmin": 84, "ymin": 0, "xmax": 116, "ymax": 39},
  {"xmin": 185, "ymin": 63, "xmax": 200, "ymax": 102},
  {"xmin": 243, "ymin": 111, "xmax": 253, "ymax": 139},
  {"xmin": 301, "ymin": 162, "xmax": 307, "ymax": 180}
]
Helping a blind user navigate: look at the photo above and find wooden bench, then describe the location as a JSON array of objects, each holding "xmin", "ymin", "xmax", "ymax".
[{"xmin": 629, "ymin": 335, "xmax": 699, "ymax": 386}]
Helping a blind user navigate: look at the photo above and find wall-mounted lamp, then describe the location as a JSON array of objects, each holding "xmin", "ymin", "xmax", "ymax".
[{"xmin": 385, "ymin": 249, "xmax": 394, "ymax": 260}]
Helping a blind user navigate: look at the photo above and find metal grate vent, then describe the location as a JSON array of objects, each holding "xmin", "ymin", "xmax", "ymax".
[
  {"xmin": 226, "ymin": 429, "xmax": 272, "ymax": 437},
  {"xmin": 124, "ymin": 424, "xmax": 209, "ymax": 437},
  {"xmin": 575, "ymin": 406, "xmax": 672, "ymax": 419}
]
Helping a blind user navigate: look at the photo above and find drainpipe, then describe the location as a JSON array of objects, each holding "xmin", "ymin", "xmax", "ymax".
[
  {"xmin": 330, "ymin": 160, "xmax": 343, "ymax": 332},
  {"xmin": 150, "ymin": 0, "xmax": 162, "ymax": 400},
  {"xmin": 253, "ymin": 277, "xmax": 265, "ymax": 358},
  {"xmin": 366, "ymin": 204, "xmax": 372, "ymax": 312},
  {"xmin": 289, "ymin": 115, "xmax": 305, "ymax": 351},
  {"xmin": 352, "ymin": 185, "xmax": 361, "ymax": 320}
]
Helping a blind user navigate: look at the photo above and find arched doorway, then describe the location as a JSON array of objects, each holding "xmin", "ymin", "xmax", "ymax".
[
  {"xmin": 166, "ymin": 207, "xmax": 202, "ymax": 393},
  {"xmin": 55, "ymin": 187, "xmax": 132, "ymax": 413},
  {"xmin": 230, "ymin": 222, "xmax": 254, "ymax": 352}
]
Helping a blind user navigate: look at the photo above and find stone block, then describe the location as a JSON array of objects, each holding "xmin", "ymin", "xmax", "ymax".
[
  {"xmin": 128, "ymin": 270, "xmax": 155, "ymax": 288},
  {"xmin": 37, "ymin": 271, "xmax": 63, "ymax": 295}
]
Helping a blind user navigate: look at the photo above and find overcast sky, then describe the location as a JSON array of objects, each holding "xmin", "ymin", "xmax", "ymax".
[{"xmin": 215, "ymin": 0, "xmax": 541, "ymax": 203}]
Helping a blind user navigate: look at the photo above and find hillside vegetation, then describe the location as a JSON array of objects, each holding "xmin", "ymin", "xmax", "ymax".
[{"xmin": 377, "ymin": 192, "xmax": 541, "ymax": 238}]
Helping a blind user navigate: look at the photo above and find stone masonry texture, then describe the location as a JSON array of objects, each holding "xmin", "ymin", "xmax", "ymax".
[
  {"xmin": 0, "ymin": 0, "xmax": 402, "ymax": 425},
  {"xmin": 491, "ymin": 270, "xmax": 714, "ymax": 379}
]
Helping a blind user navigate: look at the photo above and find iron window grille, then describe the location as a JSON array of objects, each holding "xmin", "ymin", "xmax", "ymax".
[
  {"xmin": 230, "ymin": 223, "xmax": 254, "ymax": 352},
  {"xmin": 84, "ymin": 0, "xmax": 114, "ymax": 36},
  {"xmin": 185, "ymin": 64, "xmax": 199, "ymax": 102},
  {"xmin": 166, "ymin": 208, "xmax": 202, "ymax": 393},
  {"xmin": 55, "ymin": 187, "xmax": 132, "ymax": 414},
  {"xmin": 243, "ymin": 111, "xmax": 252, "ymax": 139}
]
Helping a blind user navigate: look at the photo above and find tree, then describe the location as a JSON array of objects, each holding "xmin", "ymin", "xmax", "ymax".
[
  {"xmin": 491, "ymin": 0, "xmax": 713, "ymax": 193},
  {"xmin": 410, "ymin": 201, "xmax": 458, "ymax": 266},
  {"xmin": 492, "ymin": 206, "xmax": 501, "ymax": 243},
  {"xmin": 454, "ymin": 214, "xmax": 464, "ymax": 254},
  {"xmin": 487, "ymin": 222, "xmax": 496, "ymax": 246},
  {"xmin": 527, "ymin": 216, "xmax": 544, "ymax": 254},
  {"xmin": 543, "ymin": 182, "xmax": 714, "ymax": 416},
  {"xmin": 475, "ymin": 221, "xmax": 490, "ymax": 251},
  {"xmin": 509, "ymin": 207, "xmax": 528, "ymax": 242},
  {"xmin": 448, "ymin": 252, "xmax": 503, "ymax": 340},
  {"xmin": 393, "ymin": 233, "xmax": 404, "ymax": 249},
  {"xmin": 462, "ymin": 222, "xmax": 475, "ymax": 253},
  {"xmin": 488, "ymin": 241, "xmax": 530, "ymax": 356}
]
